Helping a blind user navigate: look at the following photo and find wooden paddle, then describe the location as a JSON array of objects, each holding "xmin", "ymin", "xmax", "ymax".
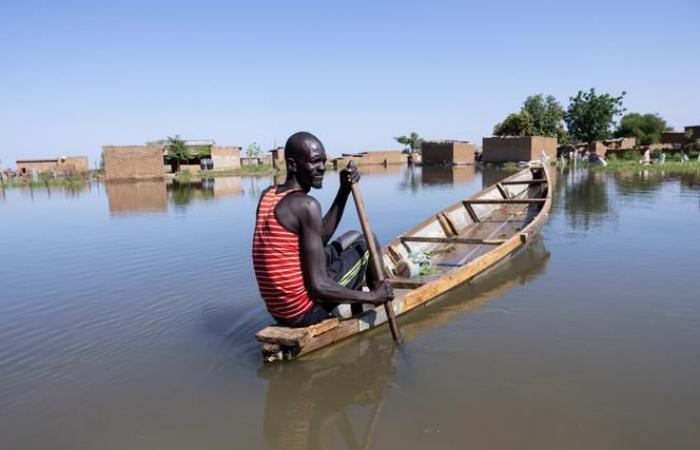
[{"xmin": 350, "ymin": 182, "xmax": 403, "ymax": 345}]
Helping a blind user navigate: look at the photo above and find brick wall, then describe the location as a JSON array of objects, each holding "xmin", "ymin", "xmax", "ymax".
[
  {"xmin": 103, "ymin": 145, "xmax": 165, "ymax": 181},
  {"xmin": 422, "ymin": 141, "xmax": 475, "ymax": 165},
  {"xmin": 211, "ymin": 146, "xmax": 241, "ymax": 170},
  {"xmin": 482, "ymin": 136, "xmax": 557, "ymax": 163},
  {"xmin": 16, "ymin": 156, "xmax": 89, "ymax": 174},
  {"xmin": 334, "ymin": 150, "xmax": 405, "ymax": 168},
  {"xmin": 662, "ymin": 132, "xmax": 686, "ymax": 146},
  {"xmin": 269, "ymin": 147, "xmax": 285, "ymax": 170}
]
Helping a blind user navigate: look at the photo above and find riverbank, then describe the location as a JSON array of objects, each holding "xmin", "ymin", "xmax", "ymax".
[
  {"xmin": 173, "ymin": 164, "xmax": 277, "ymax": 181},
  {"xmin": 590, "ymin": 160, "xmax": 700, "ymax": 172}
]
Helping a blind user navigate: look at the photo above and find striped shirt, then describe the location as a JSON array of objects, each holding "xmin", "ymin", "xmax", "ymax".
[{"xmin": 252, "ymin": 187, "xmax": 314, "ymax": 320}]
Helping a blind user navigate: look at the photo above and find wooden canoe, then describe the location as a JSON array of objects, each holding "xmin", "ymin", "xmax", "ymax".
[{"xmin": 256, "ymin": 164, "xmax": 552, "ymax": 362}]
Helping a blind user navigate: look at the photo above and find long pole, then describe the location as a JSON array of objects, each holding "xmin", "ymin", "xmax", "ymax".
[{"xmin": 350, "ymin": 183, "xmax": 403, "ymax": 345}]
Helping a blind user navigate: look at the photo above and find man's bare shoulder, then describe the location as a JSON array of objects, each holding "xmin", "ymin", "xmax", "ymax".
[{"xmin": 279, "ymin": 191, "xmax": 321, "ymax": 216}]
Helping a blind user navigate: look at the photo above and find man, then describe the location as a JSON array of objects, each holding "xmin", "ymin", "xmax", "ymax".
[{"xmin": 252, "ymin": 131, "xmax": 393, "ymax": 327}]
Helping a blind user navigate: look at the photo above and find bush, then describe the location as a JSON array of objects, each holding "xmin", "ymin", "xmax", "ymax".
[
  {"xmin": 607, "ymin": 153, "xmax": 618, "ymax": 161},
  {"xmin": 622, "ymin": 150, "xmax": 641, "ymax": 161}
]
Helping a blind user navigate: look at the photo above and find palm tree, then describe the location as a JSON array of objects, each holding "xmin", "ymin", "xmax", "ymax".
[
  {"xmin": 395, "ymin": 132, "xmax": 422, "ymax": 155},
  {"xmin": 167, "ymin": 135, "xmax": 190, "ymax": 172}
]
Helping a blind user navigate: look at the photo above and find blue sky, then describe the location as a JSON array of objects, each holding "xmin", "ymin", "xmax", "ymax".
[{"xmin": 1, "ymin": 0, "xmax": 698, "ymax": 168}]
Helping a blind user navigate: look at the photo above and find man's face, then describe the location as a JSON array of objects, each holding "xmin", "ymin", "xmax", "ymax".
[{"xmin": 295, "ymin": 142, "xmax": 327, "ymax": 190}]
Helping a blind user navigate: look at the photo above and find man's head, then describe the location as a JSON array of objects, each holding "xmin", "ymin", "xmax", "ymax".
[{"xmin": 284, "ymin": 132, "xmax": 327, "ymax": 191}]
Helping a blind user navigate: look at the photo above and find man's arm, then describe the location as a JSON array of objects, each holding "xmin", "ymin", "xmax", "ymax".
[
  {"xmin": 320, "ymin": 162, "xmax": 359, "ymax": 245},
  {"xmin": 297, "ymin": 195, "xmax": 392, "ymax": 306}
]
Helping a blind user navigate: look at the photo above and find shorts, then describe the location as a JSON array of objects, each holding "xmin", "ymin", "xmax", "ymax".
[{"xmin": 276, "ymin": 236, "xmax": 369, "ymax": 328}]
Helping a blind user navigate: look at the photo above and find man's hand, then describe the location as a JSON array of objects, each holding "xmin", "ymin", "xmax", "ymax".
[
  {"xmin": 339, "ymin": 161, "xmax": 360, "ymax": 193},
  {"xmin": 367, "ymin": 280, "xmax": 394, "ymax": 306}
]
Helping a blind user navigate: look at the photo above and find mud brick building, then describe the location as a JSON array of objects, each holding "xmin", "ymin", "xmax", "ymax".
[
  {"xmin": 103, "ymin": 146, "xmax": 165, "ymax": 181},
  {"xmin": 332, "ymin": 150, "xmax": 405, "ymax": 169},
  {"xmin": 421, "ymin": 141, "xmax": 475, "ymax": 165},
  {"xmin": 16, "ymin": 156, "xmax": 89, "ymax": 175},
  {"xmin": 482, "ymin": 136, "xmax": 557, "ymax": 163}
]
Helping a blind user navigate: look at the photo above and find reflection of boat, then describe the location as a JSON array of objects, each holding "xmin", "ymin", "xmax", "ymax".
[
  {"xmin": 257, "ymin": 165, "xmax": 551, "ymax": 362},
  {"xmin": 259, "ymin": 339, "xmax": 396, "ymax": 450}
]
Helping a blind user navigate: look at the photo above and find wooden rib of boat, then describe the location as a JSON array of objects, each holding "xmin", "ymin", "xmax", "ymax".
[{"xmin": 256, "ymin": 164, "xmax": 552, "ymax": 362}]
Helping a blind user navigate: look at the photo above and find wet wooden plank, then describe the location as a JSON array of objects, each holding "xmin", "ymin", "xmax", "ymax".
[
  {"xmin": 466, "ymin": 198, "xmax": 546, "ymax": 204},
  {"xmin": 255, "ymin": 317, "xmax": 339, "ymax": 347},
  {"xmin": 501, "ymin": 179, "xmax": 546, "ymax": 185},
  {"xmin": 462, "ymin": 201, "xmax": 480, "ymax": 223},
  {"xmin": 387, "ymin": 278, "xmax": 426, "ymax": 288},
  {"xmin": 400, "ymin": 236, "xmax": 506, "ymax": 245}
]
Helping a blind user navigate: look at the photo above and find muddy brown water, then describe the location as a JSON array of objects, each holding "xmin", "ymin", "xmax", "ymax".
[{"xmin": 1, "ymin": 167, "xmax": 699, "ymax": 449}]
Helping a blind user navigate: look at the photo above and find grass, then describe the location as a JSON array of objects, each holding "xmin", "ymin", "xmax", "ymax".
[
  {"xmin": 1, "ymin": 175, "xmax": 90, "ymax": 189},
  {"xmin": 590, "ymin": 159, "xmax": 700, "ymax": 172},
  {"xmin": 173, "ymin": 164, "xmax": 278, "ymax": 181}
]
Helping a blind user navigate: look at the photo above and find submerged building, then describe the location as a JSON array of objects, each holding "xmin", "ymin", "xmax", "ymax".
[
  {"xmin": 482, "ymin": 136, "xmax": 557, "ymax": 163},
  {"xmin": 16, "ymin": 156, "xmax": 89, "ymax": 175},
  {"xmin": 421, "ymin": 140, "xmax": 475, "ymax": 165},
  {"xmin": 102, "ymin": 141, "xmax": 241, "ymax": 181}
]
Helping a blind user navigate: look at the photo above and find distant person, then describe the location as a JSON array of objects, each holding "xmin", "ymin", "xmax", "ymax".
[
  {"xmin": 252, "ymin": 132, "xmax": 393, "ymax": 327},
  {"xmin": 641, "ymin": 149, "xmax": 652, "ymax": 165}
]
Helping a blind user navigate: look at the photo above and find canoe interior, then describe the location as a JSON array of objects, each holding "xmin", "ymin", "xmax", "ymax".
[{"xmin": 256, "ymin": 165, "xmax": 551, "ymax": 362}]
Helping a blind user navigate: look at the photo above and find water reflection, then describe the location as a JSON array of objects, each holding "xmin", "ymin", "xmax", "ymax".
[
  {"xmin": 560, "ymin": 169, "xmax": 612, "ymax": 230},
  {"xmin": 614, "ymin": 170, "xmax": 665, "ymax": 197},
  {"xmin": 401, "ymin": 237, "xmax": 550, "ymax": 338},
  {"xmin": 107, "ymin": 181, "xmax": 167, "ymax": 214},
  {"xmin": 259, "ymin": 239, "xmax": 550, "ymax": 450},
  {"xmin": 106, "ymin": 177, "xmax": 246, "ymax": 214},
  {"xmin": 481, "ymin": 166, "xmax": 518, "ymax": 189},
  {"xmin": 260, "ymin": 340, "xmax": 396, "ymax": 450},
  {"xmin": 421, "ymin": 165, "xmax": 475, "ymax": 187}
]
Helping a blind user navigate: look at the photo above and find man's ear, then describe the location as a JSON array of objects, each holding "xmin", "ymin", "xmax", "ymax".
[{"xmin": 286, "ymin": 157, "xmax": 297, "ymax": 174}]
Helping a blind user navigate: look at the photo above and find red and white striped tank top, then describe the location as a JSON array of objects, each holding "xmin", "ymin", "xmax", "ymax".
[{"xmin": 252, "ymin": 187, "xmax": 314, "ymax": 320}]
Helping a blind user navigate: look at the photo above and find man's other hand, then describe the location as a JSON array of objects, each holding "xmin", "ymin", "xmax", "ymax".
[{"xmin": 340, "ymin": 161, "xmax": 360, "ymax": 192}]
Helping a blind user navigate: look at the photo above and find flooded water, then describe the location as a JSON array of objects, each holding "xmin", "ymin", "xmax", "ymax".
[{"xmin": 1, "ymin": 166, "xmax": 699, "ymax": 450}]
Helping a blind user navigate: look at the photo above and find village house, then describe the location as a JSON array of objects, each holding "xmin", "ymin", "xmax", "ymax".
[
  {"xmin": 16, "ymin": 156, "xmax": 89, "ymax": 176},
  {"xmin": 482, "ymin": 136, "xmax": 557, "ymax": 163},
  {"xmin": 331, "ymin": 150, "xmax": 405, "ymax": 169},
  {"xmin": 103, "ymin": 141, "xmax": 241, "ymax": 181},
  {"xmin": 662, "ymin": 125, "xmax": 700, "ymax": 150},
  {"xmin": 421, "ymin": 140, "xmax": 476, "ymax": 165},
  {"xmin": 587, "ymin": 137, "xmax": 636, "ymax": 156}
]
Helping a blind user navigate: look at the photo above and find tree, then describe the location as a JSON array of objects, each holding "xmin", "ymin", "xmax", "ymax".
[
  {"xmin": 167, "ymin": 135, "xmax": 190, "ymax": 172},
  {"xmin": 614, "ymin": 113, "xmax": 669, "ymax": 145},
  {"xmin": 565, "ymin": 88, "xmax": 626, "ymax": 143},
  {"xmin": 246, "ymin": 142, "xmax": 262, "ymax": 158},
  {"xmin": 493, "ymin": 94, "xmax": 566, "ymax": 140},
  {"xmin": 493, "ymin": 112, "xmax": 535, "ymax": 136},
  {"xmin": 394, "ymin": 132, "xmax": 422, "ymax": 155},
  {"xmin": 522, "ymin": 94, "xmax": 566, "ymax": 137}
]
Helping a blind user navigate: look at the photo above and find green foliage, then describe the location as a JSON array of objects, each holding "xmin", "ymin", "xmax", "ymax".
[
  {"xmin": 246, "ymin": 142, "xmax": 262, "ymax": 158},
  {"xmin": 493, "ymin": 112, "xmax": 535, "ymax": 136},
  {"xmin": 614, "ymin": 113, "xmax": 668, "ymax": 145},
  {"xmin": 565, "ymin": 88, "xmax": 626, "ymax": 143},
  {"xmin": 621, "ymin": 150, "xmax": 641, "ymax": 161},
  {"xmin": 190, "ymin": 145, "xmax": 212, "ymax": 158},
  {"xmin": 395, "ymin": 132, "xmax": 422, "ymax": 155},
  {"xmin": 166, "ymin": 135, "xmax": 190, "ymax": 172},
  {"xmin": 493, "ymin": 94, "xmax": 567, "ymax": 140},
  {"xmin": 241, "ymin": 163, "xmax": 274, "ymax": 174},
  {"xmin": 522, "ymin": 94, "xmax": 566, "ymax": 137}
]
